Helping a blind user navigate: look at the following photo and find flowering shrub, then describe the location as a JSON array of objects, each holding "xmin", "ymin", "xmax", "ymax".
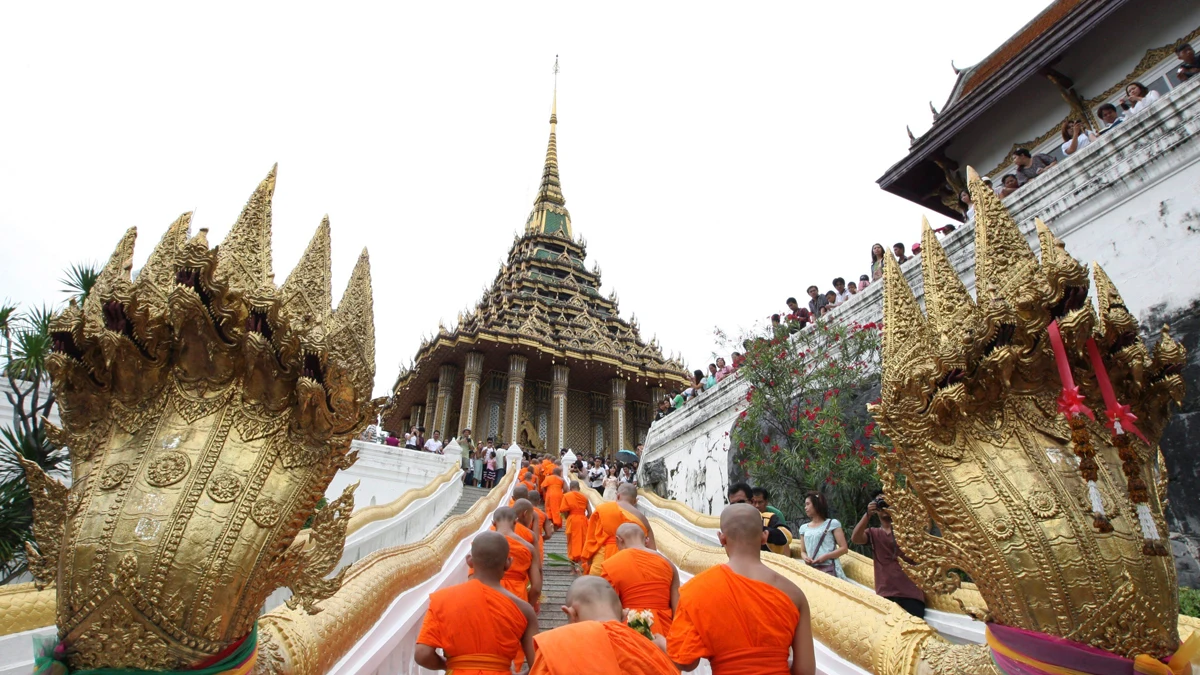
[{"xmin": 729, "ymin": 318, "xmax": 883, "ymax": 526}]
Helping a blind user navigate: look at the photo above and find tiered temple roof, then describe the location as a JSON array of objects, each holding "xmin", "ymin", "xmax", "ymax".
[{"xmin": 383, "ymin": 95, "xmax": 687, "ymax": 433}]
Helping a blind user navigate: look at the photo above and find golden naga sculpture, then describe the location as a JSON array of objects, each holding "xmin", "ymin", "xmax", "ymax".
[
  {"xmin": 21, "ymin": 166, "xmax": 376, "ymax": 671},
  {"xmin": 872, "ymin": 166, "xmax": 1188, "ymax": 666}
]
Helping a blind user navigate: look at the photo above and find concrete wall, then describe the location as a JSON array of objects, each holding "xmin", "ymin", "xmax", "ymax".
[
  {"xmin": 328, "ymin": 440, "xmax": 460, "ymax": 508},
  {"xmin": 642, "ymin": 78, "xmax": 1200, "ymax": 582}
]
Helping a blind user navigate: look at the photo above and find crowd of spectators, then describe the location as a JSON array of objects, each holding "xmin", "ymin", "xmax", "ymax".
[{"xmin": 966, "ymin": 43, "xmax": 1196, "ymax": 209}]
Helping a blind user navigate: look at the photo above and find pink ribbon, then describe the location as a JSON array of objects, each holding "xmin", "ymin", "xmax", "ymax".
[
  {"xmin": 1046, "ymin": 321, "xmax": 1095, "ymax": 420},
  {"xmin": 1085, "ymin": 338, "xmax": 1148, "ymax": 444}
]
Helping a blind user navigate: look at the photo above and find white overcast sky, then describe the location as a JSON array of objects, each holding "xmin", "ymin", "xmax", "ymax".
[{"xmin": 1, "ymin": 1, "xmax": 1053, "ymax": 396}]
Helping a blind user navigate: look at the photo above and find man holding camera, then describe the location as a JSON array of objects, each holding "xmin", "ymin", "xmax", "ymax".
[
  {"xmin": 850, "ymin": 491, "xmax": 926, "ymax": 618},
  {"xmin": 728, "ymin": 483, "xmax": 792, "ymax": 556}
]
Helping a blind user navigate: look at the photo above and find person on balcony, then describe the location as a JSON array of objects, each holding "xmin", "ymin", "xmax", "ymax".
[
  {"xmin": 1012, "ymin": 148, "xmax": 1057, "ymax": 188},
  {"xmin": 806, "ymin": 285, "xmax": 828, "ymax": 315},
  {"xmin": 832, "ymin": 277, "xmax": 851, "ymax": 305},
  {"xmin": 1178, "ymin": 42, "xmax": 1200, "ymax": 82},
  {"xmin": 424, "ymin": 429, "xmax": 444, "ymax": 454},
  {"xmin": 1096, "ymin": 103, "xmax": 1124, "ymax": 135},
  {"xmin": 998, "ymin": 173, "xmax": 1020, "ymax": 198},
  {"xmin": 1061, "ymin": 119, "xmax": 1094, "ymax": 156},
  {"xmin": 870, "ymin": 243, "xmax": 886, "ymax": 281},
  {"xmin": 892, "ymin": 243, "xmax": 910, "ymax": 265},
  {"xmin": 1120, "ymin": 81, "xmax": 1160, "ymax": 117}
]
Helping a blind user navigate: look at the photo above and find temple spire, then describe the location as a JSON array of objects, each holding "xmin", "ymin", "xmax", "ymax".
[{"xmin": 527, "ymin": 56, "xmax": 572, "ymax": 237}]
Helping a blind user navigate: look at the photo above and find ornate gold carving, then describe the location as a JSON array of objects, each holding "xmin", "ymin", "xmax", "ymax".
[
  {"xmin": 251, "ymin": 498, "xmax": 283, "ymax": 528},
  {"xmin": 27, "ymin": 168, "xmax": 376, "ymax": 670},
  {"xmin": 1028, "ymin": 491, "xmax": 1059, "ymax": 519},
  {"xmin": 18, "ymin": 458, "xmax": 68, "ymax": 590},
  {"xmin": 871, "ymin": 168, "xmax": 1183, "ymax": 659},
  {"xmin": 99, "ymin": 463, "xmax": 131, "ymax": 490},
  {"xmin": 206, "ymin": 474, "xmax": 241, "ymax": 503},
  {"xmin": 145, "ymin": 451, "xmax": 191, "ymax": 487}
]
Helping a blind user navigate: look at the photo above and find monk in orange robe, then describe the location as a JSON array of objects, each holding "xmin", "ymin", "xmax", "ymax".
[
  {"xmin": 667, "ymin": 504, "xmax": 814, "ymax": 675},
  {"xmin": 583, "ymin": 484, "xmax": 655, "ymax": 576},
  {"xmin": 415, "ymin": 531, "xmax": 537, "ymax": 674},
  {"xmin": 541, "ymin": 468, "xmax": 566, "ymax": 528},
  {"xmin": 513, "ymin": 499, "xmax": 544, "ymax": 567},
  {"xmin": 491, "ymin": 507, "xmax": 541, "ymax": 607},
  {"xmin": 530, "ymin": 576, "xmax": 677, "ymax": 675},
  {"xmin": 560, "ymin": 481, "xmax": 592, "ymax": 564},
  {"xmin": 601, "ymin": 523, "xmax": 679, "ymax": 637},
  {"xmin": 528, "ymin": 491, "xmax": 553, "ymax": 544}
]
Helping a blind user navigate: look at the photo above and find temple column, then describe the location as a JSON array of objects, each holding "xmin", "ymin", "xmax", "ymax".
[
  {"xmin": 459, "ymin": 352, "xmax": 485, "ymax": 435},
  {"xmin": 433, "ymin": 365, "xmax": 458, "ymax": 438},
  {"xmin": 410, "ymin": 405, "xmax": 423, "ymax": 432},
  {"xmin": 423, "ymin": 381, "xmax": 438, "ymax": 433},
  {"xmin": 650, "ymin": 386, "xmax": 666, "ymax": 405},
  {"xmin": 549, "ymin": 364, "xmax": 569, "ymax": 452},
  {"xmin": 504, "ymin": 355, "xmax": 528, "ymax": 447},
  {"xmin": 610, "ymin": 378, "xmax": 628, "ymax": 453}
]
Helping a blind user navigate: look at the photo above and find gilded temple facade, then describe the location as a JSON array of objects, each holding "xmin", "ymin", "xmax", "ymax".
[{"xmin": 382, "ymin": 97, "xmax": 687, "ymax": 454}]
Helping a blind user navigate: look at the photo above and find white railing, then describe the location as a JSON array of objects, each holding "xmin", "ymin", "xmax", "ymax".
[
  {"xmin": 636, "ymin": 497, "xmax": 985, "ymax": 649},
  {"xmin": 330, "ymin": 448, "xmax": 522, "ymax": 675}
]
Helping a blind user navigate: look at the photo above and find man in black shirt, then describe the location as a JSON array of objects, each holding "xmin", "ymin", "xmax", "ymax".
[
  {"xmin": 806, "ymin": 286, "xmax": 827, "ymax": 316},
  {"xmin": 1177, "ymin": 43, "xmax": 1200, "ymax": 82},
  {"xmin": 728, "ymin": 483, "xmax": 791, "ymax": 554}
]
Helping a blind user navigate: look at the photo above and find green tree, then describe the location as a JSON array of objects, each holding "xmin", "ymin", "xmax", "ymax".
[
  {"xmin": 728, "ymin": 317, "xmax": 883, "ymax": 529},
  {"xmin": 0, "ymin": 263, "xmax": 97, "ymax": 583}
]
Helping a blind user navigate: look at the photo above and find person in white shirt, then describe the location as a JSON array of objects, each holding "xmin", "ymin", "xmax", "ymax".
[
  {"xmin": 832, "ymin": 277, "xmax": 851, "ymax": 305},
  {"xmin": 423, "ymin": 430, "xmax": 444, "ymax": 454},
  {"xmin": 1120, "ymin": 82, "xmax": 1159, "ymax": 117},
  {"xmin": 588, "ymin": 458, "xmax": 607, "ymax": 490},
  {"xmin": 1061, "ymin": 119, "xmax": 1094, "ymax": 156},
  {"xmin": 960, "ymin": 190, "xmax": 975, "ymax": 221}
]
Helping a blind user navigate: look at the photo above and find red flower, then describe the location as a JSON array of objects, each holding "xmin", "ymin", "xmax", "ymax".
[
  {"xmin": 788, "ymin": 427, "xmax": 796, "ymax": 435},
  {"xmin": 864, "ymin": 422, "xmax": 876, "ymax": 438},
  {"xmin": 739, "ymin": 441, "xmax": 746, "ymax": 449},
  {"xmin": 762, "ymin": 435, "xmax": 771, "ymax": 443},
  {"xmin": 771, "ymin": 445, "xmax": 780, "ymax": 453}
]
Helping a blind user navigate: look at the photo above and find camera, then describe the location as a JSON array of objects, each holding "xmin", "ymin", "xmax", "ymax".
[{"xmin": 872, "ymin": 496, "xmax": 888, "ymax": 510}]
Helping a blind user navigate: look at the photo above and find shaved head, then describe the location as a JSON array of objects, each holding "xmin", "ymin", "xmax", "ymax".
[
  {"xmin": 513, "ymin": 484, "xmax": 529, "ymax": 500},
  {"xmin": 564, "ymin": 576, "xmax": 623, "ymax": 623},
  {"xmin": 553, "ymin": 467, "xmax": 562, "ymax": 476},
  {"xmin": 615, "ymin": 522, "xmax": 647, "ymax": 550},
  {"xmin": 493, "ymin": 506, "xmax": 517, "ymax": 527},
  {"xmin": 569, "ymin": 480, "xmax": 581, "ymax": 491},
  {"xmin": 616, "ymin": 483, "xmax": 638, "ymax": 502},
  {"xmin": 528, "ymin": 491, "xmax": 543, "ymax": 506},
  {"xmin": 470, "ymin": 531, "xmax": 510, "ymax": 575},
  {"xmin": 513, "ymin": 498, "xmax": 534, "ymax": 524},
  {"xmin": 720, "ymin": 504, "xmax": 766, "ymax": 551}
]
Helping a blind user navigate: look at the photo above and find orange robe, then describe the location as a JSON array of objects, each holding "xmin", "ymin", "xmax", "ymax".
[
  {"xmin": 583, "ymin": 502, "xmax": 648, "ymax": 576},
  {"xmin": 560, "ymin": 492, "xmax": 590, "ymax": 562},
  {"xmin": 416, "ymin": 579, "xmax": 527, "ymax": 675},
  {"xmin": 532, "ymin": 509, "xmax": 548, "ymax": 559},
  {"xmin": 530, "ymin": 620, "xmax": 677, "ymax": 675},
  {"xmin": 600, "ymin": 548, "xmax": 675, "ymax": 637},
  {"xmin": 667, "ymin": 564, "xmax": 798, "ymax": 675},
  {"xmin": 541, "ymin": 475, "xmax": 565, "ymax": 527},
  {"xmin": 500, "ymin": 533, "xmax": 534, "ymax": 602}
]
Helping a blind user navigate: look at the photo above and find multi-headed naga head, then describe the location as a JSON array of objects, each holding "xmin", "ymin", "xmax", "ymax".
[
  {"xmin": 871, "ymin": 168, "xmax": 1184, "ymax": 660},
  {"xmin": 25, "ymin": 167, "xmax": 375, "ymax": 670}
]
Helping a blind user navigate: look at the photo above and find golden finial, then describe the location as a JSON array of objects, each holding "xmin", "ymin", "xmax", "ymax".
[
  {"xmin": 135, "ymin": 213, "xmax": 192, "ymax": 309},
  {"xmin": 218, "ymin": 164, "xmax": 277, "ymax": 293},
  {"xmin": 281, "ymin": 217, "xmax": 334, "ymax": 318},
  {"xmin": 968, "ymin": 166, "xmax": 1049, "ymax": 327},
  {"xmin": 919, "ymin": 216, "xmax": 979, "ymax": 354}
]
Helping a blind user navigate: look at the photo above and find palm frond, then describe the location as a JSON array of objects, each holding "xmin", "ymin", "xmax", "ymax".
[{"xmin": 60, "ymin": 262, "xmax": 100, "ymax": 304}]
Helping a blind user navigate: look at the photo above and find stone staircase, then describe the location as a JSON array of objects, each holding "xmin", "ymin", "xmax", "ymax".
[
  {"xmin": 448, "ymin": 484, "xmax": 492, "ymax": 518},
  {"xmin": 538, "ymin": 526, "xmax": 576, "ymax": 631}
]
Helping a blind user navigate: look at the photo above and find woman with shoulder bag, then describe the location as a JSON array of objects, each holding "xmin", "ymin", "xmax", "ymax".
[{"xmin": 796, "ymin": 492, "xmax": 849, "ymax": 579}]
